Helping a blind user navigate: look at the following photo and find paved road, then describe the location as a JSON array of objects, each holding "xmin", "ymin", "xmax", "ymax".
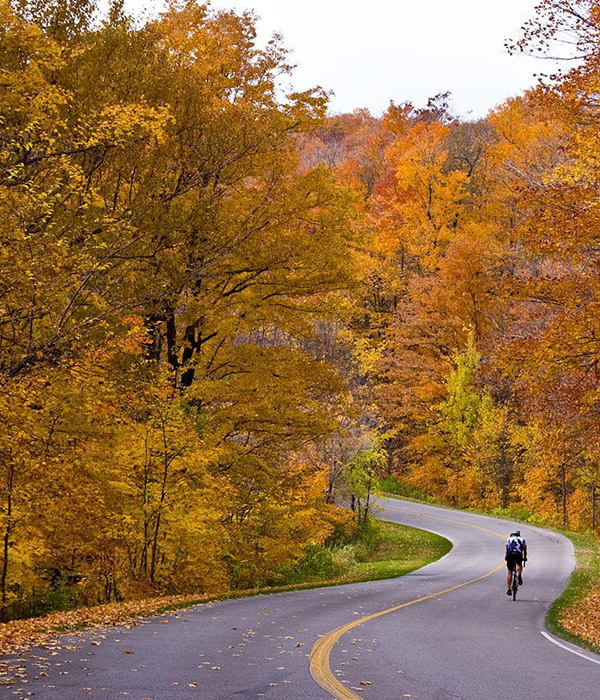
[{"xmin": 3, "ymin": 499, "xmax": 600, "ymax": 699}]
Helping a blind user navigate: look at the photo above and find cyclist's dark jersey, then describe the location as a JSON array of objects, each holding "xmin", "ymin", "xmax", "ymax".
[{"xmin": 505, "ymin": 535, "xmax": 526, "ymax": 570}]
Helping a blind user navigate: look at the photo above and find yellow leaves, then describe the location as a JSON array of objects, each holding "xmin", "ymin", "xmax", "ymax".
[
  {"xmin": 0, "ymin": 4, "xmax": 68, "ymax": 129},
  {"xmin": 0, "ymin": 0, "xmax": 358, "ymax": 618},
  {"xmin": 353, "ymin": 337, "xmax": 385, "ymax": 378},
  {"xmin": 83, "ymin": 103, "xmax": 173, "ymax": 150}
]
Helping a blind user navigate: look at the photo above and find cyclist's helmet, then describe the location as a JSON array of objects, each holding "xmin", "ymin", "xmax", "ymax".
[{"xmin": 511, "ymin": 530, "xmax": 521, "ymax": 536}]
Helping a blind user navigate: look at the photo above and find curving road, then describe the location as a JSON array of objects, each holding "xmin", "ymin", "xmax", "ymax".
[{"xmin": 3, "ymin": 498, "xmax": 600, "ymax": 699}]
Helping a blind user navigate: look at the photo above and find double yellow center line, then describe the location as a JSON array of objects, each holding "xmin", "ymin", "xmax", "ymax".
[{"xmin": 309, "ymin": 512, "xmax": 506, "ymax": 699}]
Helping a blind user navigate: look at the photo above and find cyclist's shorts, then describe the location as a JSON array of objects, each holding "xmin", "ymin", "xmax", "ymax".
[{"xmin": 506, "ymin": 552, "xmax": 523, "ymax": 569}]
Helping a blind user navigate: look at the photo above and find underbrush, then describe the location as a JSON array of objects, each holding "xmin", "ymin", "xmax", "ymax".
[{"xmin": 271, "ymin": 517, "xmax": 451, "ymax": 587}]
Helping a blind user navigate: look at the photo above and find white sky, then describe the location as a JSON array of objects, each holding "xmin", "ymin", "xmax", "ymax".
[{"xmin": 131, "ymin": 0, "xmax": 557, "ymax": 119}]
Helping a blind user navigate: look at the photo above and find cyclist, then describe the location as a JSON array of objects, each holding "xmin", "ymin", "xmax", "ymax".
[{"xmin": 505, "ymin": 529, "xmax": 527, "ymax": 595}]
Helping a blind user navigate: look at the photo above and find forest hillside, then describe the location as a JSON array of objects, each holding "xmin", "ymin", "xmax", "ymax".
[{"xmin": 1, "ymin": 0, "xmax": 599, "ymax": 621}]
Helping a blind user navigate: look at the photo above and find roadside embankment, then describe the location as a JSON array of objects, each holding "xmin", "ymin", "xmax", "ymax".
[
  {"xmin": 0, "ymin": 519, "xmax": 450, "ymax": 656},
  {"xmin": 547, "ymin": 531, "xmax": 600, "ymax": 654}
]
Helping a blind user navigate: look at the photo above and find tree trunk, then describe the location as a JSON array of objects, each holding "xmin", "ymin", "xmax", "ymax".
[
  {"xmin": 501, "ymin": 479, "xmax": 508, "ymax": 510},
  {"xmin": 180, "ymin": 322, "xmax": 200, "ymax": 388},
  {"xmin": 454, "ymin": 464, "xmax": 460, "ymax": 506},
  {"xmin": 140, "ymin": 432, "xmax": 151, "ymax": 578},
  {"xmin": 560, "ymin": 464, "xmax": 568, "ymax": 527},
  {"xmin": 499, "ymin": 440, "xmax": 510, "ymax": 510},
  {"xmin": 1, "ymin": 463, "xmax": 15, "ymax": 622},
  {"xmin": 150, "ymin": 420, "xmax": 170, "ymax": 583},
  {"xmin": 325, "ymin": 473, "xmax": 335, "ymax": 504},
  {"xmin": 364, "ymin": 479, "xmax": 372, "ymax": 525},
  {"xmin": 165, "ymin": 307, "xmax": 178, "ymax": 371}
]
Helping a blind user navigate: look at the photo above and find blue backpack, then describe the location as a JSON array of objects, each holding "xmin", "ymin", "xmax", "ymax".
[{"xmin": 507, "ymin": 536, "xmax": 523, "ymax": 553}]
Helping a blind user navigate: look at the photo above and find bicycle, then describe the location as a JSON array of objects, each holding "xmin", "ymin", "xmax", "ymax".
[
  {"xmin": 510, "ymin": 561, "xmax": 519, "ymax": 601},
  {"xmin": 509, "ymin": 559, "xmax": 525, "ymax": 601}
]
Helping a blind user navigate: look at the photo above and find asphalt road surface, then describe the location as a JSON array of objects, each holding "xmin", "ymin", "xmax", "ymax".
[{"xmin": 4, "ymin": 498, "xmax": 600, "ymax": 699}]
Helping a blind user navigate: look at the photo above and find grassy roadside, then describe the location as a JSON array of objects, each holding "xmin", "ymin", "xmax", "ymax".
[
  {"xmin": 380, "ymin": 483, "xmax": 600, "ymax": 655},
  {"xmin": 0, "ymin": 519, "xmax": 450, "ymax": 656},
  {"xmin": 274, "ymin": 519, "xmax": 452, "ymax": 587},
  {"xmin": 546, "ymin": 531, "xmax": 600, "ymax": 654},
  {"xmin": 348, "ymin": 519, "xmax": 452, "ymax": 581}
]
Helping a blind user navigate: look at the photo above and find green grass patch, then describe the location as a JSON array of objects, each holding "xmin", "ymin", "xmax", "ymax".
[
  {"xmin": 271, "ymin": 518, "xmax": 451, "ymax": 588},
  {"xmin": 546, "ymin": 531, "xmax": 600, "ymax": 654},
  {"xmin": 338, "ymin": 520, "xmax": 452, "ymax": 583}
]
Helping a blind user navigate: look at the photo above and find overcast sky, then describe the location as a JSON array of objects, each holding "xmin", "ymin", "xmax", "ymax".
[{"xmin": 132, "ymin": 0, "xmax": 554, "ymax": 119}]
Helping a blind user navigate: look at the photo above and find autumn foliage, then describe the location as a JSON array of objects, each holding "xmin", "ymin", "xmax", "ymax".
[
  {"xmin": 2, "ymin": 0, "xmax": 600, "ymax": 621},
  {"xmin": 337, "ymin": 2, "xmax": 600, "ymax": 534},
  {"xmin": 0, "ymin": 0, "xmax": 364, "ymax": 619}
]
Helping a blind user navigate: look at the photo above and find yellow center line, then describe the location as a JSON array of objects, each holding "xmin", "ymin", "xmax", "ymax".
[{"xmin": 309, "ymin": 511, "xmax": 507, "ymax": 700}]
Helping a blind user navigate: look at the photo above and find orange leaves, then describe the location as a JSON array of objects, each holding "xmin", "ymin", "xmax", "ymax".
[
  {"xmin": 0, "ymin": 593, "xmax": 214, "ymax": 655},
  {"xmin": 377, "ymin": 120, "xmax": 468, "ymax": 273},
  {"xmin": 561, "ymin": 588, "xmax": 600, "ymax": 649}
]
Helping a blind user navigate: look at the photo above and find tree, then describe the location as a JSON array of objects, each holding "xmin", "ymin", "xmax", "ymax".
[
  {"xmin": 344, "ymin": 446, "xmax": 387, "ymax": 526},
  {"xmin": 0, "ymin": 0, "xmax": 360, "ymax": 617}
]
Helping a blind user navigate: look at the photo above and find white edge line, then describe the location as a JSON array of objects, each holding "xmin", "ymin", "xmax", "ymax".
[{"xmin": 540, "ymin": 630, "xmax": 600, "ymax": 666}]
